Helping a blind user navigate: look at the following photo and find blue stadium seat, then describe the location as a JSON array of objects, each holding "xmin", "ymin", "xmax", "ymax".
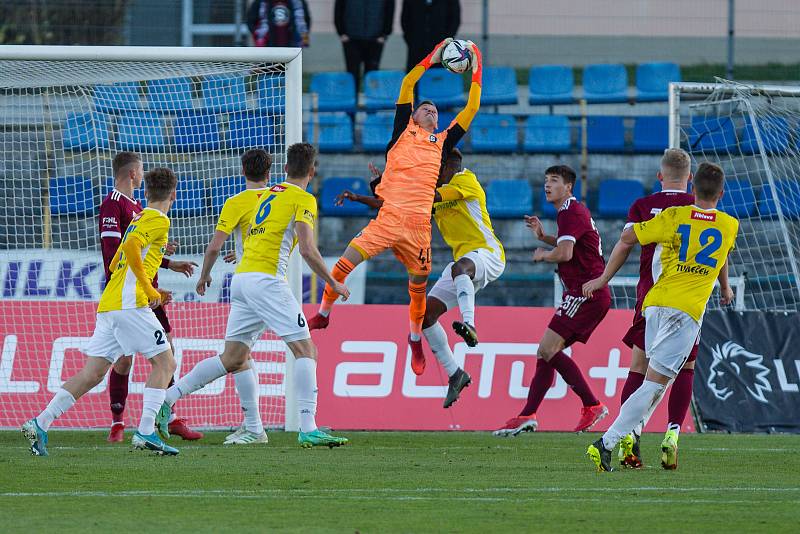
[
  {"xmin": 486, "ymin": 179, "xmax": 534, "ymax": 218},
  {"xmin": 582, "ymin": 64, "xmax": 629, "ymax": 103},
  {"xmin": 256, "ymin": 74, "xmax": 286, "ymax": 114},
  {"xmin": 689, "ymin": 116, "xmax": 738, "ymax": 152},
  {"xmin": 482, "ymin": 67, "xmax": 518, "ymax": 106},
  {"xmin": 306, "ymin": 114, "xmax": 353, "ymax": 152},
  {"xmin": 227, "ymin": 111, "xmax": 275, "ymax": 149},
  {"xmin": 211, "ymin": 176, "xmax": 247, "ymax": 213},
  {"xmin": 541, "ymin": 180, "xmax": 582, "ymax": 218},
  {"xmin": 418, "ymin": 69, "xmax": 466, "ymax": 109},
  {"xmin": 94, "ymin": 83, "xmax": 142, "ymax": 114},
  {"xmin": 363, "ymin": 70, "xmax": 404, "ymax": 111},
  {"xmin": 62, "ymin": 112, "xmax": 111, "ymax": 151},
  {"xmin": 635, "ymin": 62, "xmax": 681, "ymax": 102},
  {"xmin": 172, "ymin": 178, "xmax": 207, "ymax": 216},
  {"xmin": 50, "ymin": 177, "xmax": 95, "ymax": 216},
  {"xmin": 116, "ymin": 112, "xmax": 167, "ymax": 152},
  {"xmin": 528, "ymin": 65, "xmax": 574, "ymax": 105},
  {"xmin": 201, "ymin": 74, "xmax": 247, "ymax": 112},
  {"xmin": 321, "ymin": 177, "xmax": 371, "ymax": 216},
  {"xmin": 310, "ymin": 72, "xmax": 357, "ymax": 112},
  {"xmin": 718, "ymin": 179, "xmax": 757, "ymax": 218},
  {"xmin": 598, "ymin": 179, "xmax": 645, "ymax": 218},
  {"xmin": 471, "ymin": 114, "xmax": 518, "ymax": 153},
  {"xmin": 759, "ymin": 182, "xmax": 800, "ymax": 219},
  {"xmin": 362, "ymin": 113, "xmax": 394, "ymax": 152},
  {"xmin": 523, "ymin": 115, "xmax": 571, "ymax": 153},
  {"xmin": 146, "ymin": 77, "xmax": 194, "ymax": 112},
  {"xmin": 741, "ymin": 117, "xmax": 791, "ymax": 155},
  {"xmin": 587, "ymin": 116, "xmax": 626, "ymax": 152},
  {"xmin": 633, "ymin": 116, "xmax": 669, "ymax": 153},
  {"xmin": 173, "ymin": 112, "xmax": 221, "ymax": 152}
]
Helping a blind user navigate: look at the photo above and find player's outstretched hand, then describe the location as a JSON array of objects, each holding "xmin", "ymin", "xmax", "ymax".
[
  {"xmin": 333, "ymin": 281, "xmax": 350, "ymax": 302},
  {"xmin": 582, "ymin": 277, "xmax": 606, "ymax": 298},
  {"xmin": 165, "ymin": 240, "xmax": 178, "ymax": 256},
  {"xmin": 146, "ymin": 287, "xmax": 163, "ymax": 309},
  {"xmin": 223, "ymin": 251, "xmax": 237, "ymax": 263},
  {"xmin": 335, "ymin": 190, "xmax": 357, "ymax": 206},
  {"xmin": 465, "ymin": 40, "xmax": 482, "ymax": 73},
  {"xmin": 368, "ymin": 162, "xmax": 382, "ymax": 180},
  {"xmin": 524, "ymin": 215, "xmax": 545, "ymax": 240},
  {"xmin": 532, "ymin": 248, "xmax": 548, "ymax": 262},
  {"xmin": 720, "ymin": 285, "xmax": 735, "ymax": 306},
  {"xmin": 196, "ymin": 275, "xmax": 212, "ymax": 296},
  {"xmin": 169, "ymin": 260, "xmax": 198, "ymax": 278},
  {"xmin": 158, "ymin": 288, "xmax": 173, "ymax": 307},
  {"xmin": 430, "ymin": 37, "xmax": 454, "ymax": 64}
]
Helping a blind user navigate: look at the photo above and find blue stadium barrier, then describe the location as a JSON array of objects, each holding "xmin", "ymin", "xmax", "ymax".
[
  {"xmin": 363, "ymin": 70, "xmax": 404, "ymax": 111},
  {"xmin": 50, "ymin": 177, "xmax": 95, "ymax": 216},
  {"xmin": 362, "ymin": 113, "xmax": 394, "ymax": 152},
  {"xmin": 718, "ymin": 179, "xmax": 757, "ymax": 218},
  {"xmin": 587, "ymin": 116, "xmax": 625, "ymax": 152},
  {"xmin": 62, "ymin": 112, "xmax": 111, "ymax": 151},
  {"xmin": 598, "ymin": 179, "xmax": 645, "ymax": 218},
  {"xmin": 523, "ymin": 115, "xmax": 571, "ymax": 153},
  {"xmin": 211, "ymin": 176, "xmax": 247, "ymax": 213},
  {"xmin": 688, "ymin": 116, "xmax": 738, "ymax": 152},
  {"xmin": 635, "ymin": 62, "xmax": 681, "ymax": 102},
  {"xmin": 256, "ymin": 74, "xmax": 286, "ymax": 114},
  {"xmin": 486, "ymin": 179, "xmax": 534, "ymax": 218},
  {"xmin": 172, "ymin": 178, "xmax": 207, "ymax": 216},
  {"xmin": 306, "ymin": 114, "xmax": 354, "ymax": 152},
  {"xmin": 482, "ymin": 67, "xmax": 518, "ymax": 106},
  {"xmin": 419, "ymin": 69, "xmax": 466, "ymax": 109},
  {"xmin": 582, "ymin": 64, "xmax": 629, "ymax": 103},
  {"xmin": 310, "ymin": 72, "xmax": 357, "ymax": 112},
  {"xmin": 528, "ymin": 65, "xmax": 575, "ymax": 105},
  {"xmin": 541, "ymin": 180, "xmax": 582, "ymax": 218},
  {"xmin": 227, "ymin": 111, "xmax": 275, "ymax": 150},
  {"xmin": 173, "ymin": 112, "xmax": 221, "ymax": 152},
  {"xmin": 201, "ymin": 74, "xmax": 247, "ymax": 113},
  {"xmin": 471, "ymin": 114, "xmax": 518, "ymax": 153},
  {"xmin": 116, "ymin": 112, "xmax": 167, "ymax": 152},
  {"xmin": 94, "ymin": 83, "xmax": 142, "ymax": 114},
  {"xmin": 633, "ymin": 116, "xmax": 669, "ymax": 153},
  {"xmin": 321, "ymin": 177, "xmax": 371, "ymax": 216},
  {"xmin": 741, "ymin": 117, "xmax": 791, "ymax": 155},
  {"xmin": 146, "ymin": 77, "xmax": 194, "ymax": 112},
  {"xmin": 759, "ymin": 182, "xmax": 800, "ymax": 219}
]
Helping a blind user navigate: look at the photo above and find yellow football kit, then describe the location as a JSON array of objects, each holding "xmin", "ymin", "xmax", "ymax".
[
  {"xmin": 98, "ymin": 207, "xmax": 169, "ymax": 311},
  {"xmin": 236, "ymin": 182, "xmax": 317, "ymax": 278},
  {"xmin": 216, "ymin": 187, "xmax": 269, "ymax": 258},
  {"xmin": 634, "ymin": 205, "xmax": 738, "ymax": 321}
]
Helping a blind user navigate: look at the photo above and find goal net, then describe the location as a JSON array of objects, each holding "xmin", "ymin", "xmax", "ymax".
[{"xmin": 0, "ymin": 46, "xmax": 303, "ymax": 430}]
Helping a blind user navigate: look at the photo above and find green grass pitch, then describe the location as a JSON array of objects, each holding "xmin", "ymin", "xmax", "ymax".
[{"xmin": 1, "ymin": 431, "xmax": 798, "ymax": 532}]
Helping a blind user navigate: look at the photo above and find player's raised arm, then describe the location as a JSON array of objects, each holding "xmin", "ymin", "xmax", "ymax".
[{"xmin": 453, "ymin": 42, "xmax": 483, "ymax": 132}]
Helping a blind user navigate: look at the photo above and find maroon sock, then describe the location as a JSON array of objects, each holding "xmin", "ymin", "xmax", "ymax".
[
  {"xmin": 549, "ymin": 351, "xmax": 599, "ymax": 407},
  {"xmin": 620, "ymin": 371, "xmax": 645, "ymax": 406},
  {"xmin": 519, "ymin": 359, "xmax": 555, "ymax": 416},
  {"xmin": 668, "ymin": 368, "xmax": 695, "ymax": 428},
  {"xmin": 108, "ymin": 369, "xmax": 129, "ymax": 424}
]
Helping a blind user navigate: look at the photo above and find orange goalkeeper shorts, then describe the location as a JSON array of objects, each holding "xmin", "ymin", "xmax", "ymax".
[{"xmin": 349, "ymin": 209, "xmax": 432, "ymax": 276}]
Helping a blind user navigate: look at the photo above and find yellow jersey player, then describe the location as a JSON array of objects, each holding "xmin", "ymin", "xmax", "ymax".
[
  {"xmin": 22, "ymin": 168, "xmax": 182, "ymax": 456},
  {"xmin": 586, "ymin": 162, "xmax": 738, "ymax": 472},
  {"xmin": 195, "ymin": 148, "xmax": 272, "ymax": 445},
  {"xmin": 163, "ymin": 143, "xmax": 350, "ymax": 448}
]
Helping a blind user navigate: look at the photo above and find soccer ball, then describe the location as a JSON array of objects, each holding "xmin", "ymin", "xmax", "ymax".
[{"xmin": 441, "ymin": 40, "xmax": 472, "ymax": 74}]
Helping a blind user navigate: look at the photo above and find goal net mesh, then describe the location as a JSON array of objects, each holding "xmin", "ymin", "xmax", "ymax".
[{"xmin": 0, "ymin": 56, "xmax": 294, "ymax": 430}]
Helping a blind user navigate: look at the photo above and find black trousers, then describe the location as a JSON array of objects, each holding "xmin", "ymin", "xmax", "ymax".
[{"xmin": 342, "ymin": 39, "xmax": 384, "ymax": 93}]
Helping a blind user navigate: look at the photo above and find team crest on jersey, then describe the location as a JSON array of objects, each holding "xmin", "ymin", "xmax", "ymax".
[
  {"xmin": 270, "ymin": 184, "xmax": 287, "ymax": 192},
  {"xmin": 428, "ymin": 134, "xmax": 437, "ymax": 143},
  {"xmin": 691, "ymin": 210, "xmax": 716, "ymax": 222}
]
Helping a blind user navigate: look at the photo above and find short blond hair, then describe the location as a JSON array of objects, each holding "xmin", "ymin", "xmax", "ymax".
[{"xmin": 661, "ymin": 148, "xmax": 691, "ymax": 181}]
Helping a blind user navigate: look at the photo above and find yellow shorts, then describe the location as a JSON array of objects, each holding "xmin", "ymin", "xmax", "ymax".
[{"xmin": 349, "ymin": 209, "xmax": 432, "ymax": 276}]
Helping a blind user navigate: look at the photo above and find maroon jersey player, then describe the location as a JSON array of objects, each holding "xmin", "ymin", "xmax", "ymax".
[
  {"xmin": 494, "ymin": 165, "xmax": 609, "ymax": 437},
  {"xmin": 100, "ymin": 151, "xmax": 201, "ymax": 443}
]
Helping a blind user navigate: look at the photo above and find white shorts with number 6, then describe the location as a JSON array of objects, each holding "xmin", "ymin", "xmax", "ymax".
[
  {"xmin": 85, "ymin": 307, "xmax": 169, "ymax": 363},
  {"xmin": 225, "ymin": 272, "xmax": 310, "ymax": 346},
  {"xmin": 428, "ymin": 248, "xmax": 505, "ymax": 310}
]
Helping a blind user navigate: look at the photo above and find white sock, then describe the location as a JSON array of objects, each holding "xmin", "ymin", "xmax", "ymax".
[
  {"xmin": 667, "ymin": 423, "xmax": 681, "ymax": 435},
  {"xmin": 602, "ymin": 380, "xmax": 666, "ymax": 450},
  {"xmin": 294, "ymin": 357, "xmax": 318, "ymax": 433},
  {"xmin": 409, "ymin": 332, "xmax": 421, "ymax": 342},
  {"xmin": 634, "ymin": 380, "xmax": 670, "ymax": 437},
  {"xmin": 318, "ymin": 309, "xmax": 330, "ymax": 318},
  {"xmin": 453, "ymin": 274, "xmax": 476, "ymax": 326},
  {"xmin": 36, "ymin": 389, "xmax": 76, "ymax": 431},
  {"xmin": 138, "ymin": 387, "xmax": 166, "ymax": 435},
  {"xmin": 423, "ymin": 322, "xmax": 459, "ymax": 377},
  {"xmin": 166, "ymin": 355, "xmax": 227, "ymax": 406},
  {"xmin": 234, "ymin": 366, "xmax": 263, "ymax": 434}
]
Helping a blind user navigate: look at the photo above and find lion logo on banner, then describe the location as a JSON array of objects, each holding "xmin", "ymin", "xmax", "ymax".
[{"xmin": 707, "ymin": 341, "xmax": 772, "ymax": 404}]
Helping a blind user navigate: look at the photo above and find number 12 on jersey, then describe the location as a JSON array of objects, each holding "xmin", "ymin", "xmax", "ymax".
[{"xmin": 677, "ymin": 224, "xmax": 722, "ymax": 268}]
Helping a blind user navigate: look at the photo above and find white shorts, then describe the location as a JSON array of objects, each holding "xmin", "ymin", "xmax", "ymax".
[
  {"xmin": 225, "ymin": 272, "xmax": 310, "ymax": 346},
  {"xmin": 644, "ymin": 306, "xmax": 701, "ymax": 378},
  {"xmin": 428, "ymin": 248, "xmax": 505, "ymax": 310},
  {"xmin": 85, "ymin": 307, "xmax": 169, "ymax": 363}
]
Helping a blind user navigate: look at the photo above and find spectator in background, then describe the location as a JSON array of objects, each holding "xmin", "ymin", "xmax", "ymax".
[
  {"xmin": 247, "ymin": 0, "xmax": 311, "ymax": 48},
  {"xmin": 401, "ymin": 0, "xmax": 460, "ymax": 72},
  {"xmin": 335, "ymin": 0, "xmax": 395, "ymax": 94}
]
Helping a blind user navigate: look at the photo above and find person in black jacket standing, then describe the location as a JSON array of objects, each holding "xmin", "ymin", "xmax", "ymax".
[
  {"xmin": 334, "ymin": 0, "xmax": 395, "ymax": 93},
  {"xmin": 401, "ymin": 0, "xmax": 460, "ymax": 72}
]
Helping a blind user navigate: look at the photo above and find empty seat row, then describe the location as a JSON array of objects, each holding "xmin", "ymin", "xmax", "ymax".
[{"xmin": 688, "ymin": 116, "xmax": 796, "ymax": 155}]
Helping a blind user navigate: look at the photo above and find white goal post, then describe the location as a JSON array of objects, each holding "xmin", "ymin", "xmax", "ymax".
[{"xmin": 0, "ymin": 45, "xmax": 303, "ymax": 431}]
